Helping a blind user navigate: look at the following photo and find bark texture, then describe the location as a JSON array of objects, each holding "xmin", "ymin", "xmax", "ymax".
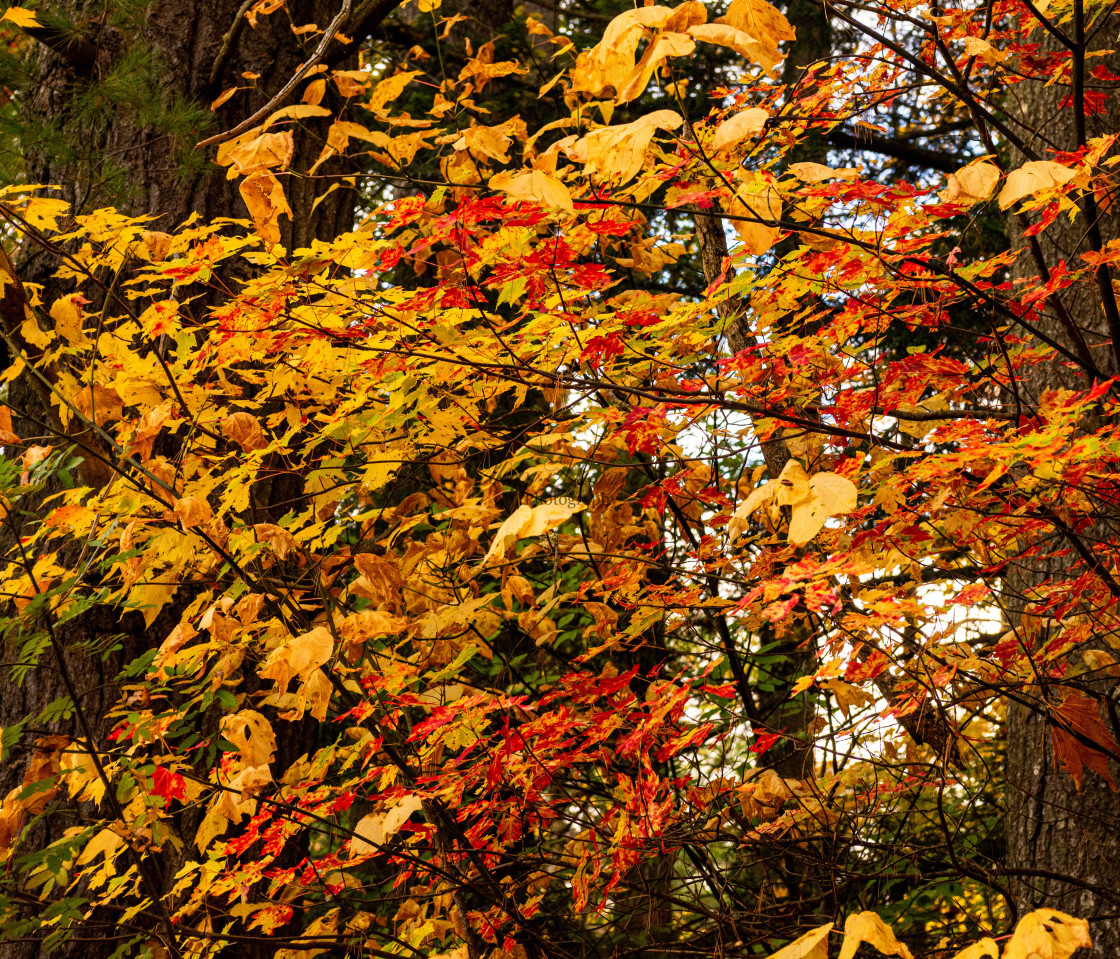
[{"xmin": 1003, "ymin": 16, "xmax": 1120, "ymax": 955}]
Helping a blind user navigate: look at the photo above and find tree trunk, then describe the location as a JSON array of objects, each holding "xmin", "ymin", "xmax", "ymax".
[{"xmin": 1003, "ymin": 17, "xmax": 1120, "ymax": 954}]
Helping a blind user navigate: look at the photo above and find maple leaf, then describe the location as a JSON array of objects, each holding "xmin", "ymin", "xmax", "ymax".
[{"xmin": 1050, "ymin": 691, "xmax": 1119, "ymax": 789}]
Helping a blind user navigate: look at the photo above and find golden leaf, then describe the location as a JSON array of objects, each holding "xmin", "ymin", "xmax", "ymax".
[
  {"xmin": 998, "ymin": 160, "xmax": 1079, "ymax": 210},
  {"xmin": 718, "ymin": 0, "xmax": 795, "ymax": 45},
  {"xmin": 838, "ymin": 912, "xmax": 913, "ymax": 959},
  {"xmin": 728, "ymin": 181, "xmax": 782, "ymax": 254},
  {"xmin": 1004, "ymin": 910, "xmax": 1090, "ymax": 959},
  {"xmin": 962, "ymin": 36, "xmax": 1006, "ymax": 64},
  {"xmin": 483, "ymin": 501, "xmax": 585, "ymax": 565},
  {"xmin": 222, "ymin": 411, "xmax": 268, "ymax": 451},
  {"xmin": 367, "ymin": 70, "xmax": 422, "ymax": 117},
  {"xmin": 141, "ymin": 230, "xmax": 173, "ymax": 261},
  {"xmin": 302, "ymin": 78, "xmax": 327, "ymax": 105},
  {"xmin": 351, "ymin": 794, "xmax": 424, "ymax": 855},
  {"xmin": 0, "ymin": 6, "xmax": 39, "ymax": 28},
  {"xmin": 0, "ymin": 406, "xmax": 18, "ymax": 445},
  {"xmin": 211, "ymin": 86, "xmax": 239, "ymax": 111},
  {"xmin": 490, "ymin": 169, "xmax": 574, "ymax": 212},
  {"xmin": 690, "ymin": 20, "xmax": 783, "ymax": 71},
  {"xmin": 239, "ymin": 172, "xmax": 292, "ymax": 249},
  {"xmin": 567, "ymin": 109, "xmax": 683, "ymax": 185},
  {"xmin": 616, "ymin": 31, "xmax": 695, "ymax": 104},
  {"xmin": 789, "ymin": 161, "xmax": 860, "ymax": 182},
  {"xmin": 259, "ymin": 626, "xmax": 334, "ymax": 693},
  {"xmin": 220, "ymin": 130, "xmax": 294, "ymax": 177},
  {"xmin": 174, "ymin": 495, "xmax": 212, "ymax": 529},
  {"xmin": 950, "ymin": 940, "xmax": 999, "ymax": 959},
  {"xmin": 713, "ymin": 107, "xmax": 769, "ymax": 151},
  {"xmin": 221, "ymin": 710, "xmax": 277, "ymax": 768},
  {"xmin": 940, "ymin": 159, "xmax": 1000, "ymax": 205},
  {"xmin": 73, "ymin": 384, "xmax": 123, "ymax": 427},
  {"xmin": 49, "ymin": 294, "xmax": 88, "ymax": 346},
  {"xmin": 571, "ymin": 6, "xmax": 673, "ymax": 97},
  {"xmin": 765, "ymin": 923, "xmax": 833, "ymax": 959}
]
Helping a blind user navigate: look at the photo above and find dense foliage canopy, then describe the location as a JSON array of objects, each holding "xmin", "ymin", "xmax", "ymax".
[{"xmin": 0, "ymin": 0, "xmax": 1115, "ymax": 957}]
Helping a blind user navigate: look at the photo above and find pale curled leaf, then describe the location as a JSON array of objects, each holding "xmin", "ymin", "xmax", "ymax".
[
  {"xmin": 616, "ymin": 31, "xmax": 695, "ymax": 103},
  {"xmin": 940, "ymin": 159, "xmax": 1000, "ymax": 206},
  {"xmin": 788, "ymin": 161, "xmax": 860, "ymax": 183},
  {"xmin": 490, "ymin": 169, "xmax": 574, "ymax": 212},
  {"xmin": 713, "ymin": 108, "xmax": 769, "ymax": 152},
  {"xmin": 998, "ymin": 160, "xmax": 1079, "ymax": 210},
  {"xmin": 351, "ymin": 794, "xmax": 424, "ymax": 854},
  {"xmin": 259, "ymin": 626, "xmax": 334, "ymax": 693},
  {"xmin": 483, "ymin": 501, "xmax": 585, "ymax": 565}
]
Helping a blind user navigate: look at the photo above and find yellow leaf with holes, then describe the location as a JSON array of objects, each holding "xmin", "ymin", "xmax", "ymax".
[
  {"xmin": 20, "ymin": 316, "xmax": 52, "ymax": 349},
  {"xmin": 838, "ymin": 912, "xmax": 913, "ymax": 959},
  {"xmin": 221, "ymin": 711, "xmax": 277, "ymax": 768},
  {"xmin": 713, "ymin": 108, "xmax": 769, "ymax": 151},
  {"xmin": 998, "ymin": 160, "xmax": 1079, "ymax": 209},
  {"xmin": 1004, "ymin": 910, "xmax": 1090, "ymax": 959},
  {"xmin": 50, "ymin": 294, "xmax": 88, "ymax": 346}
]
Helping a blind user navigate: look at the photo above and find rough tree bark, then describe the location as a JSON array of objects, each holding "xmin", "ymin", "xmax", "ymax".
[{"xmin": 1003, "ymin": 13, "xmax": 1120, "ymax": 955}]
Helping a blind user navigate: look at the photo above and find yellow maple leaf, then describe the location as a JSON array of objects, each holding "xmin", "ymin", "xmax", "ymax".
[
  {"xmin": 838, "ymin": 912, "xmax": 913, "ymax": 959},
  {"xmin": 0, "ymin": 6, "xmax": 39, "ymax": 28},
  {"xmin": 259, "ymin": 626, "xmax": 334, "ymax": 693},
  {"xmin": 490, "ymin": 169, "xmax": 574, "ymax": 212}
]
